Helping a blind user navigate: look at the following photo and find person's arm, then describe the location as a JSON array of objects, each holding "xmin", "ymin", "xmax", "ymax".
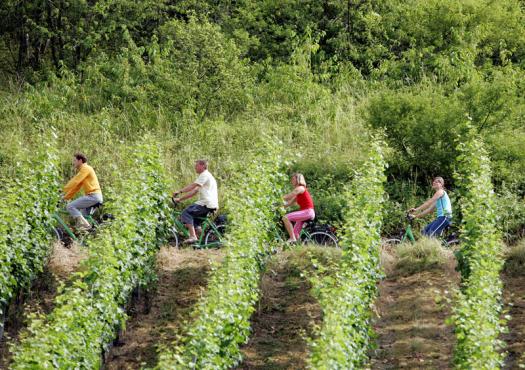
[
  {"xmin": 283, "ymin": 186, "xmax": 305, "ymax": 206},
  {"xmin": 285, "ymin": 199, "xmax": 298, "ymax": 207},
  {"xmin": 411, "ymin": 189, "xmax": 444, "ymax": 212},
  {"xmin": 414, "ymin": 203, "xmax": 436, "ymax": 218},
  {"xmin": 410, "ymin": 189, "xmax": 444, "ymax": 215},
  {"xmin": 63, "ymin": 166, "xmax": 90, "ymax": 200},
  {"xmin": 173, "ymin": 183, "xmax": 200, "ymax": 201}
]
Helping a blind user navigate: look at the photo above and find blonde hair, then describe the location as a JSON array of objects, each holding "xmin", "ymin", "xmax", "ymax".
[
  {"xmin": 433, "ymin": 176, "xmax": 445, "ymax": 188},
  {"xmin": 292, "ymin": 173, "xmax": 307, "ymax": 187}
]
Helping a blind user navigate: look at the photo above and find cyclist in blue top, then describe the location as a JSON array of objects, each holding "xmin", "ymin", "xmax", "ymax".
[{"xmin": 409, "ymin": 176, "xmax": 452, "ymax": 237}]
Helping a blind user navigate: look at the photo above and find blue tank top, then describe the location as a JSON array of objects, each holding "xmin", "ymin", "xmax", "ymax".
[{"xmin": 436, "ymin": 191, "xmax": 452, "ymax": 218}]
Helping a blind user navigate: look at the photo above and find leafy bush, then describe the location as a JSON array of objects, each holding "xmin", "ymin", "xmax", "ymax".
[
  {"xmin": 156, "ymin": 141, "xmax": 285, "ymax": 369},
  {"xmin": 367, "ymin": 84, "xmax": 464, "ymax": 182},
  {"xmin": 307, "ymin": 139, "xmax": 386, "ymax": 369},
  {"xmin": 10, "ymin": 140, "xmax": 169, "ymax": 368},
  {"xmin": 0, "ymin": 138, "xmax": 60, "ymax": 334},
  {"xmin": 451, "ymin": 128, "xmax": 505, "ymax": 369},
  {"xmin": 494, "ymin": 186, "xmax": 525, "ymax": 243},
  {"xmin": 155, "ymin": 17, "xmax": 254, "ymax": 122}
]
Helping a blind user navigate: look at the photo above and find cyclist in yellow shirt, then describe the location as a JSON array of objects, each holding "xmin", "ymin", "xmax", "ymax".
[{"xmin": 63, "ymin": 153, "xmax": 103, "ymax": 230}]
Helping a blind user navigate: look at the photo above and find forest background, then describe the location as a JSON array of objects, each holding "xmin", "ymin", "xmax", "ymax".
[{"xmin": 0, "ymin": 0, "xmax": 524, "ymax": 239}]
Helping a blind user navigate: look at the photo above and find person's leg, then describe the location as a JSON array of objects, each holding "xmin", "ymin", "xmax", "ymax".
[
  {"xmin": 67, "ymin": 194, "xmax": 101, "ymax": 230},
  {"xmin": 82, "ymin": 193, "xmax": 103, "ymax": 216},
  {"xmin": 432, "ymin": 217, "xmax": 451, "ymax": 237},
  {"xmin": 423, "ymin": 217, "xmax": 450, "ymax": 237},
  {"xmin": 181, "ymin": 204, "xmax": 209, "ymax": 242},
  {"xmin": 287, "ymin": 209, "xmax": 315, "ymax": 240},
  {"xmin": 282, "ymin": 214, "xmax": 296, "ymax": 241},
  {"xmin": 181, "ymin": 205, "xmax": 198, "ymax": 240}
]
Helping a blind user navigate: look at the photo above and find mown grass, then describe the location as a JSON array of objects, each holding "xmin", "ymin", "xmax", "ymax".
[
  {"xmin": 394, "ymin": 238, "xmax": 452, "ymax": 276},
  {"xmin": 504, "ymin": 239, "xmax": 525, "ymax": 276}
]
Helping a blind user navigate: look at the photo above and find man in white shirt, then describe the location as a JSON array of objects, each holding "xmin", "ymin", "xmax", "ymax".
[{"xmin": 173, "ymin": 159, "xmax": 219, "ymax": 244}]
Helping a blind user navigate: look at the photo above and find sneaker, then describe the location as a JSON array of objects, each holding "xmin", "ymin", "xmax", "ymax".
[
  {"xmin": 75, "ymin": 216, "xmax": 92, "ymax": 231},
  {"xmin": 183, "ymin": 237, "xmax": 198, "ymax": 244},
  {"xmin": 286, "ymin": 239, "xmax": 298, "ymax": 244}
]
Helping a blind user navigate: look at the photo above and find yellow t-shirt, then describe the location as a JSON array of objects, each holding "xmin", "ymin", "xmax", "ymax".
[{"xmin": 63, "ymin": 163, "xmax": 102, "ymax": 200}]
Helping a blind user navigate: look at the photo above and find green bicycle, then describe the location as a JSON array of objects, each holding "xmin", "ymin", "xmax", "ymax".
[
  {"xmin": 382, "ymin": 213, "xmax": 459, "ymax": 247},
  {"xmin": 168, "ymin": 197, "xmax": 225, "ymax": 249},
  {"xmin": 275, "ymin": 218, "xmax": 339, "ymax": 248},
  {"xmin": 52, "ymin": 201, "xmax": 112, "ymax": 247}
]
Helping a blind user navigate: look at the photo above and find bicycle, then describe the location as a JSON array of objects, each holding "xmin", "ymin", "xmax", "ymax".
[
  {"xmin": 382, "ymin": 213, "xmax": 459, "ymax": 247},
  {"xmin": 168, "ymin": 197, "xmax": 225, "ymax": 249},
  {"xmin": 276, "ymin": 218, "xmax": 339, "ymax": 248},
  {"xmin": 52, "ymin": 201, "xmax": 113, "ymax": 247}
]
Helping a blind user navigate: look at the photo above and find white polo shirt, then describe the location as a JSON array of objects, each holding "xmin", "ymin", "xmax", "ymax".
[{"xmin": 194, "ymin": 170, "xmax": 218, "ymax": 209}]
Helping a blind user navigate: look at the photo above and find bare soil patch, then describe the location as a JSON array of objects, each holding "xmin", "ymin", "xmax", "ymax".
[
  {"xmin": 370, "ymin": 248, "xmax": 459, "ymax": 369},
  {"xmin": 502, "ymin": 274, "xmax": 525, "ymax": 369},
  {"xmin": 0, "ymin": 242, "xmax": 86, "ymax": 368},
  {"xmin": 104, "ymin": 247, "xmax": 222, "ymax": 370},
  {"xmin": 237, "ymin": 247, "xmax": 339, "ymax": 370}
]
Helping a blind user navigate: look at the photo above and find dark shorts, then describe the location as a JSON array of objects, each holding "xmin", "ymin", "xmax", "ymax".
[
  {"xmin": 422, "ymin": 216, "xmax": 451, "ymax": 237},
  {"xmin": 181, "ymin": 204, "xmax": 216, "ymax": 227}
]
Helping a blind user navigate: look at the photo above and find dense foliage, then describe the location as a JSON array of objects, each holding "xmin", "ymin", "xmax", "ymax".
[
  {"xmin": 451, "ymin": 127, "xmax": 505, "ymax": 369},
  {"xmin": 0, "ymin": 138, "xmax": 59, "ymax": 334},
  {"xmin": 308, "ymin": 140, "xmax": 386, "ymax": 369},
  {"xmin": 0, "ymin": 1, "xmax": 524, "ymax": 367},
  {"xmin": 2, "ymin": 0, "xmax": 524, "ymax": 236},
  {"xmin": 156, "ymin": 142, "xmax": 285, "ymax": 369},
  {"xmin": 10, "ymin": 141, "xmax": 169, "ymax": 368}
]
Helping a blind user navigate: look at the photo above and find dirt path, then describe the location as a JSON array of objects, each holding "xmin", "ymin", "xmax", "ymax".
[
  {"xmin": 370, "ymin": 257, "xmax": 459, "ymax": 369},
  {"xmin": 104, "ymin": 247, "xmax": 222, "ymax": 370},
  {"xmin": 0, "ymin": 242, "xmax": 86, "ymax": 368},
  {"xmin": 502, "ymin": 274, "xmax": 525, "ymax": 369},
  {"xmin": 237, "ymin": 247, "xmax": 338, "ymax": 370}
]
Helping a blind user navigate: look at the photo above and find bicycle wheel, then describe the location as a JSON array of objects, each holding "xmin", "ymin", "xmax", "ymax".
[
  {"xmin": 52, "ymin": 226, "xmax": 62, "ymax": 242},
  {"xmin": 381, "ymin": 238, "xmax": 402, "ymax": 247},
  {"xmin": 168, "ymin": 227, "xmax": 180, "ymax": 248},
  {"xmin": 53, "ymin": 226, "xmax": 74, "ymax": 248},
  {"xmin": 307, "ymin": 231, "xmax": 339, "ymax": 248},
  {"xmin": 204, "ymin": 225, "xmax": 226, "ymax": 248},
  {"xmin": 444, "ymin": 233, "xmax": 460, "ymax": 247}
]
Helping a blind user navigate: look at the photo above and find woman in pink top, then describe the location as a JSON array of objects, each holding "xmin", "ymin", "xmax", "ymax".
[{"xmin": 282, "ymin": 173, "xmax": 315, "ymax": 243}]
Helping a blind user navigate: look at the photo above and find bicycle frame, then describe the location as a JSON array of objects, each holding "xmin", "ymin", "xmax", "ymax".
[
  {"xmin": 400, "ymin": 216, "xmax": 417, "ymax": 243},
  {"xmin": 52, "ymin": 212, "xmax": 79, "ymax": 243},
  {"xmin": 52, "ymin": 208, "xmax": 100, "ymax": 245},
  {"xmin": 170, "ymin": 207, "xmax": 223, "ymax": 249},
  {"xmin": 394, "ymin": 213, "xmax": 457, "ymax": 247}
]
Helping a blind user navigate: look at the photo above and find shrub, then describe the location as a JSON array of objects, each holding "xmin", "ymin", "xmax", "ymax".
[
  {"xmin": 10, "ymin": 139, "xmax": 169, "ymax": 368},
  {"xmin": 0, "ymin": 138, "xmax": 60, "ymax": 335},
  {"xmin": 494, "ymin": 186, "xmax": 525, "ymax": 243},
  {"xmin": 307, "ymin": 139, "xmax": 386, "ymax": 369},
  {"xmin": 155, "ymin": 141, "xmax": 285, "ymax": 369},
  {"xmin": 451, "ymin": 127, "xmax": 505, "ymax": 369},
  {"xmin": 154, "ymin": 17, "xmax": 254, "ymax": 122}
]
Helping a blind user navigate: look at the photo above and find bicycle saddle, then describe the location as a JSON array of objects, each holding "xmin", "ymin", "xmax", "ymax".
[
  {"xmin": 302, "ymin": 218, "xmax": 315, "ymax": 229},
  {"xmin": 87, "ymin": 202, "xmax": 103, "ymax": 215}
]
